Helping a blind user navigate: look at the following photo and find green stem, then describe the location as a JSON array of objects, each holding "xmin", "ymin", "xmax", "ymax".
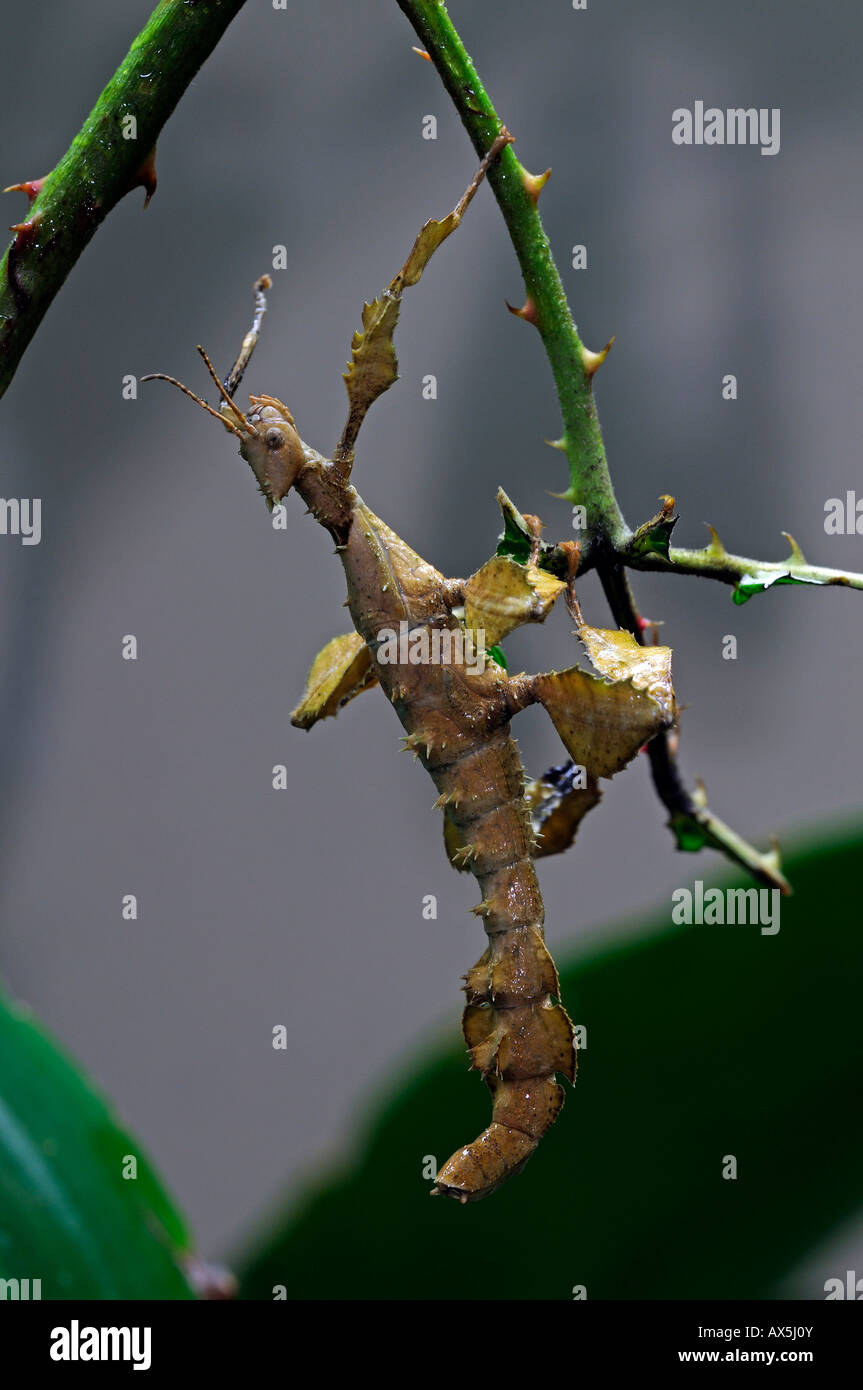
[
  {"xmin": 396, "ymin": 0, "xmax": 628, "ymax": 553},
  {"xmin": 0, "ymin": 0, "xmax": 249, "ymax": 400},
  {"xmin": 402, "ymin": 1, "xmax": 795, "ymax": 892},
  {"xmin": 623, "ymin": 540, "xmax": 863, "ymax": 602}
]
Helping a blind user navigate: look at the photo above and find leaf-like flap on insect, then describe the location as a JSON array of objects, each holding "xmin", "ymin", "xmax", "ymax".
[
  {"xmin": 533, "ymin": 665, "xmax": 667, "ymax": 777},
  {"xmin": 533, "ymin": 624, "xmax": 674, "ymax": 779},
  {"xmin": 399, "ymin": 213, "xmax": 460, "ymax": 288},
  {"xmin": 337, "ymin": 139, "xmax": 511, "ymax": 464},
  {"xmin": 463, "ymin": 555, "xmax": 565, "ymax": 648},
  {"xmin": 464, "ymin": 926, "xmax": 560, "ymax": 1007},
  {"xmin": 290, "ymin": 631, "xmax": 377, "ymax": 730},
  {"xmin": 464, "ymin": 999, "xmax": 575, "ymax": 1082},
  {"xmin": 577, "ymin": 624, "xmax": 674, "ymax": 709},
  {"xmin": 339, "ymin": 217, "xmax": 462, "ymax": 459},
  {"xmin": 524, "ymin": 762, "xmax": 602, "ymax": 859},
  {"xmin": 443, "ymin": 756, "xmax": 601, "ymax": 870}
]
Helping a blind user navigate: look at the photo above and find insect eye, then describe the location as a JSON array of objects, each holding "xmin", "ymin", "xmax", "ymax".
[{"xmin": 265, "ymin": 427, "xmax": 283, "ymax": 449}]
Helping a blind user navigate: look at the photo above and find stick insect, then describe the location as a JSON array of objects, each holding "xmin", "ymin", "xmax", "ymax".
[{"xmin": 144, "ymin": 132, "xmax": 675, "ymax": 1202}]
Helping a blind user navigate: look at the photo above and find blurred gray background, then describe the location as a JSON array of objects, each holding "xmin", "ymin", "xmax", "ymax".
[{"xmin": 0, "ymin": 0, "xmax": 861, "ymax": 1275}]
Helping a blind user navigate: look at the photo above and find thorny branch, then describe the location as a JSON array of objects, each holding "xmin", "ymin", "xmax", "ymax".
[
  {"xmin": 0, "ymin": 0, "xmax": 249, "ymax": 400},
  {"xmin": 397, "ymin": 1, "xmax": 627, "ymax": 557},
  {"xmin": 622, "ymin": 531, "xmax": 863, "ymax": 601},
  {"xmin": 2, "ymin": 1, "xmax": 859, "ymax": 893},
  {"xmin": 397, "ymin": 0, "xmax": 863, "ymax": 893}
]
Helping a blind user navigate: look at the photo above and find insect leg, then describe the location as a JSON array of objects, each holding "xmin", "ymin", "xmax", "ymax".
[
  {"xmin": 334, "ymin": 130, "xmax": 513, "ymax": 470},
  {"xmin": 222, "ymin": 274, "xmax": 272, "ymax": 398}
]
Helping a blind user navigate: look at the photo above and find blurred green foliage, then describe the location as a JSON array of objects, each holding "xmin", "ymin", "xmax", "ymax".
[
  {"xmin": 239, "ymin": 831, "xmax": 863, "ymax": 1300},
  {"xmin": 0, "ymin": 994, "xmax": 194, "ymax": 1299}
]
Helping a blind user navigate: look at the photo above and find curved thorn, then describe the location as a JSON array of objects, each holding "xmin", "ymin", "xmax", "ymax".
[{"xmin": 581, "ymin": 335, "xmax": 614, "ymax": 378}]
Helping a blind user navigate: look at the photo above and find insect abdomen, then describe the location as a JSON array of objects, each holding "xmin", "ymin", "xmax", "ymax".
[{"xmin": 429, "ymin": 732, "xmax": 577, "ymax": 1201}]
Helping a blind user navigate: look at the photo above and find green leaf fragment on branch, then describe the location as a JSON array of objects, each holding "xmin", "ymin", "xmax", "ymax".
[
  {"xmin": 495, "ymin": 489, "xmax": 571, "ymax": 577},
  {"xmin": 670, "ymin": 809, "xmax": 790, "ymax": 895},
  {"xmin": 671, "ymin": 812, "xmax": 713, "ymax": 853},
  {"xmin": 630, "ymin": 496, "xmax": 678, "ymax": 561},
  {"xmin": 732, "ymin": 570, "xmax": 829, "ymax": 605}
]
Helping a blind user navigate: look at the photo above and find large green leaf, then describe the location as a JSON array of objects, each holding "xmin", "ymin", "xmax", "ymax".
[
  {"xmin": 238, "ymin": 830, "xmax": 863, "ymax": 1300},
  {"xmin": 0, "ymin": 992, "xmax": 195, "ymax": 1299}
]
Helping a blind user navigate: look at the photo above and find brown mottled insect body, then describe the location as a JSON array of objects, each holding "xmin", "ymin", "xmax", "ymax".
[
  {"xmin": 333, "ymin": 503, "xmax": 575, "ymax": 1200},
  {"xmin": 271, "ymin": 447, "xmax": 578, "ymax": 1200},
  {"xmin": 145, "ymin": 139, "xmax": 674, "ymax": 1203}
]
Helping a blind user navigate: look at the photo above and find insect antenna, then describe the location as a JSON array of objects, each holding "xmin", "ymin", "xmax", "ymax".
[
  {"xmin": 139, "ymin": 369, "xmax": 243, "ymax": 437},
  {"xmin": 141, "ymin": 275, "xmax": 272, "ymax": 438},
  {"xmin": 195, "ymin": 345, "xmax": 257, "ymax": 436}
]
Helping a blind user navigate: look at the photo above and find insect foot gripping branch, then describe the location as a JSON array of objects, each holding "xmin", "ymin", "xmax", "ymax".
[{"xmin": 144, "ymin": 135, "xmax": 673, "ymax": 1203}]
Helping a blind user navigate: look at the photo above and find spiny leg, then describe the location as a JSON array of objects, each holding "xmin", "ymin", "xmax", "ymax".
[
  {"xmin": 334, "ymin": 129, "xmax": 513, "ymax": 472},
  {"xmin": 223, "ymin": 274, "xmax": 272, "ymax": 398}
]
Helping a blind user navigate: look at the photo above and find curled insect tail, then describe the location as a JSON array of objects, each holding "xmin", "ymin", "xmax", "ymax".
[{"xmin": 431, "ymin": 922, "xmax": 576, "ymax": 1203}]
